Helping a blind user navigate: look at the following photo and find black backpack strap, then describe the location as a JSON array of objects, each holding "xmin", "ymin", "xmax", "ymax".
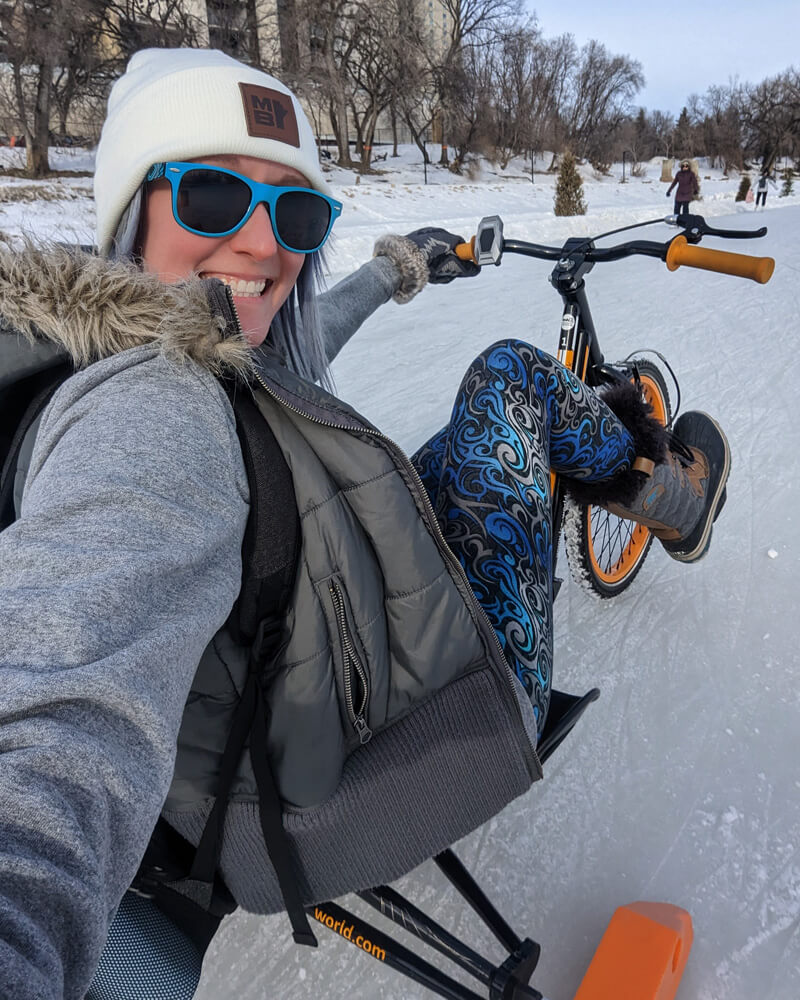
[
  {"xmin": 0, "ymin": 361, "xmax": 72, "ymax": 530},
  {"xmin": 185, "ymin": 385, "xmax": 315, "ymax": 945},
  {"xmin": 227, "ymin": 386, "xmax": 301, "ymax": 645},
  {"xmin": 187, "ymin": 636, "xmax": 316, "ymax": 946}
]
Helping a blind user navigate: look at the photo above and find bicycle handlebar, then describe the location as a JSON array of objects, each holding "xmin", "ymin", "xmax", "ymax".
[
  {"xmin": 665, "ymin": 236, "xmax": 774, "ymax": 284},
  {"xmin": 454, "ymin": 214, "xmax": 775, "ymax": 284},
  {"xmin": 454, "ymin": 234, "xmax": 663, "ymax": 266}
]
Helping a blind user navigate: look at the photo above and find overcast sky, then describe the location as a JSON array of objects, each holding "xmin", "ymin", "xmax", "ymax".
[{"xmin": 526, "ymin": 0, "xmax": 799, "ymax": 116}]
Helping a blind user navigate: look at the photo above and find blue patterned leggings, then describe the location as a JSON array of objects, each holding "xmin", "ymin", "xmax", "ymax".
[{"xmin": 411, "ymin": 341, "xmax": 635, "ymax": 735}]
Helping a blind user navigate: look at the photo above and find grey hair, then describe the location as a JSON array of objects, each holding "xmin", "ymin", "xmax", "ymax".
[
  {"xmin": 108, "ymin": 189, "xmax": 143, "ymax": 261},
  {"xmin": 107, "ymin": 188, "xmax": 333, "ymax": 390},
  {"xmin": 265, "ymin": 250, "xmax": 332, "ymax": 390}
]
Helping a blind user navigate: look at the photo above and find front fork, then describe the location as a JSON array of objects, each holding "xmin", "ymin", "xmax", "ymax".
[
  {"xmin": 549, "ymin": 292, "xmax": 598, "ymax": 592},
  {"xmin": 548, "ymin": 285, "xmax": 669, "ymax": 594}
]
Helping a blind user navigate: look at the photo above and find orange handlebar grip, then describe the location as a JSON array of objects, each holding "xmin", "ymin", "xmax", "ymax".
[
  {"xmin": 666, "ymin": 235, "xmax": 774, "ymax": 284},
  {"xmin": 455, "ymin": 236, "xmax": 477, "ymax": 263}
]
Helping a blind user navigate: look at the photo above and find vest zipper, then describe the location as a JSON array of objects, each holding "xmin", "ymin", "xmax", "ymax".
[
  {"xmin": 219, "ymin": 286, "xmax": 540, "ymax": 776},
  {"xmin": 328, "ymin": 580, "xmax": 373, "ymax": 744}
]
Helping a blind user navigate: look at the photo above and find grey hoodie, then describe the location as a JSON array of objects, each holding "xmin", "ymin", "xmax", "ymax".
[{"xmin": 0, "ymin": 249, "xmax": 401, "ymax": 1000}]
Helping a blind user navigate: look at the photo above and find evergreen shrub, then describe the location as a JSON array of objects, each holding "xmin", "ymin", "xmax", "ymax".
[{"xmin": 554, "ymin": 151, "xmax": 587, "ymax": 216}]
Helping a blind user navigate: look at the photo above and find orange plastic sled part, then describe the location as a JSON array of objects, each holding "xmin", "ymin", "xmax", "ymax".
[{"xmin": 574, "ymin": 901, "xmax": 693, "ymax": 1000}]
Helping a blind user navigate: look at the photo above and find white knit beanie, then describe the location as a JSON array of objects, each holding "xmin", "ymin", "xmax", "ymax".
[{"xmin": 94, "ymin": 47, "xmax": 330, "ymax": 256}]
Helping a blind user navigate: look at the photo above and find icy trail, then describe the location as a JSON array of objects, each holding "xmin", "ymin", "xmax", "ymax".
[{"xmin": 1, "ymin": 153, "xmax": 797, "ymax": 999}]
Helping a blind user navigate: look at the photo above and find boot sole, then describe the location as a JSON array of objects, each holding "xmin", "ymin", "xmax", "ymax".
[{"xmin": 663, "ymin": 412, "xmax": 731, "ymax": 563}]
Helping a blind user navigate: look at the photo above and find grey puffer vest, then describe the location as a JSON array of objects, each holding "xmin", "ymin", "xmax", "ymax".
[{"xmin": 163, "ymin": 354, "xmax": 542, "ymax": 914}]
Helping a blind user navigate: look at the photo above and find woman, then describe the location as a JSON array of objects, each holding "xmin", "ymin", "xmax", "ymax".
[
  {"xmin": 0, "ymin": 48, "xmax": 730, "ymax": 1000},
  {"xmin": 755, "ymin": 171, "xmax": 776, "ymax": 209},
  {"xmin": 666, "ymin": 159, "xmax": 700, "ymax": 215}
]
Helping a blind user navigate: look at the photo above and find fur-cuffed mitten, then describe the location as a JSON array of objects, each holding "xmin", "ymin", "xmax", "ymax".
[
  {"xmin": 373, "ymin": 227, "xmax": 479, "ymax": 304},
  {"xmin": 564, "ymin": 378, "xmax": 671, "ymax": 508}
]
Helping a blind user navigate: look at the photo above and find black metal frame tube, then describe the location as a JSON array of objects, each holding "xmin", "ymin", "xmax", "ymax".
[
  {"xmin": 434, "ymin": 849, "xmax": 521, "ymax": 954},
  {"xmin": 556, "ymin": 282, "xmax": 603, "ymax": 377},
  {"xmin": 309, "ymin": 899, "xmax": 486, "ymax": 1000},
  {"xmin": 358, "ymin": 884, "xmax": 495, "ymax": 985}
]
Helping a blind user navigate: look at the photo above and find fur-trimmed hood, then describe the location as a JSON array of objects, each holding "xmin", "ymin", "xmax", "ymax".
[{"xmin": 0, "ymin": 243, "xmax": 252, "ymax": 375}]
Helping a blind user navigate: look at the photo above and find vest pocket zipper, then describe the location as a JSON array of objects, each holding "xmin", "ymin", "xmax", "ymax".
[{"xmin": 328, "ymin": 580, "xmax": 373, "ymax": 745}]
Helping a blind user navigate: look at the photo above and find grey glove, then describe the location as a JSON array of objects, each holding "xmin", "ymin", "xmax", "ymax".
[{"xmin": 373, "ymin": 227, "xmax": 479, "ymax": 304}]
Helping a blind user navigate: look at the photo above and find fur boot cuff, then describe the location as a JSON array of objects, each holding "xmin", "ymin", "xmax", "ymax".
[
  {"xmin": 564, "ymin": 378, "xmax": 670, "ymax": 508},
  {"xmin": 373, "ymin": 234, "xmax": 429, "ymax": 304}
]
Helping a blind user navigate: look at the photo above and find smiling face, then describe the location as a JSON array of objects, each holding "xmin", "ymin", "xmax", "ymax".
[{"xmin": 139, "ymin": 154, "xmax": 307, "ymax": 347}]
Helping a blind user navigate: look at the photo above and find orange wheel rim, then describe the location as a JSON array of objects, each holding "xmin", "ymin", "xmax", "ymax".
[
  {"xmin": 587, "ymin": 515, "xmax": 650, "ymax": 583},
  {"xmin": 586, "ymin": 374, "xmax": 667, "ymax": 584},
  {"xmin": 639, "ymin": 374, "xmax": 667, "ymax": 424}
]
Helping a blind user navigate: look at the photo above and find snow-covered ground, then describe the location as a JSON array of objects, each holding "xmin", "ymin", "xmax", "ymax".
[{"xmin": 3, "ymin": 148, "xmax": 798, "ymax": 1000}]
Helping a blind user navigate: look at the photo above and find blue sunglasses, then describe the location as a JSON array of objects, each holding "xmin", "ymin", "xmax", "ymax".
[{"xmin": 145, "ymin": 161, "xmax": 342, "ymax": 253}]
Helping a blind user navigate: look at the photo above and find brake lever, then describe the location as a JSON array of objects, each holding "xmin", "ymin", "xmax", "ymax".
[{"xmin": 666, "ymin": 213, "xmax": 767, "ymax": 243}]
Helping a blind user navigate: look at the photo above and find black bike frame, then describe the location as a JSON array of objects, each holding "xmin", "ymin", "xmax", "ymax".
[
  {"xmin": 502, "ymin": 234, "xmax": 668, "ymax": 582},
  {"xmin": 501, "ymin": 237, "xmax": 612, "ymax": 582},
  {"xmin": 552, "ymin": 260, "xmax": 603, "ymax": 382}
]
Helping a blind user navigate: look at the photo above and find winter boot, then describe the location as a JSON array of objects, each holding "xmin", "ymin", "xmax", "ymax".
[
  {"xmin": 565, "ymin": 381, "xmax": 731, "ymax": 563},
  {"xmin": 606, "ymin": 411, "xmax": 730, "ymax": 562}
]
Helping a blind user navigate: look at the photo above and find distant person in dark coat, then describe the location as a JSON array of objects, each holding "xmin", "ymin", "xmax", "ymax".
[{"xmin": 667, "ymin": 160, "xmax": 699, "ymax": 216}]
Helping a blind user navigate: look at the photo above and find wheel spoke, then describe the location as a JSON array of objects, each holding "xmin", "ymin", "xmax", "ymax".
[{"xmin": 591, "ymin": 509, "xmax": 638, "ymax": 573}]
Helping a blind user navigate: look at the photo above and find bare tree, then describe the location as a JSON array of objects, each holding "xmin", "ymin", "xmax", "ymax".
[
  {"xmin": 528, "ymin": 33, "xmax": 576, "ymax": 165},
  {"xmin": 695, "ymin": 83, "xmax": 745, "ymax": 172},
  {"xmin": 565, "ymin": 40, "xmax": 644, "ymax": 164},
  {"xmin": 0, "ymin": 0, "xmax": 75, "ymax": 175},
  {"xmin": 345, "ymin": 1, "xmax": 407, "ymax": 171},
  {"xmin": 431, "ymin": 0, "xmax": 522, "ymax": 165},
  {"xmin": 614, "ymin": 105, "xmax": 678, "ymax": 168},
  {"xmin": 476, "ymin": 23, "xmax": 576, "ymax": 170},
  {"xmin": 783, "ymin": 67, "xmax": 800, "ymax": 162},
  {"xmin": 101, "ymin": 0, "xmax": 201, "ymax": 57},
  {"xmin": 389, "ymin": 32, "xmax": 437, "ymax": 162},
  {"xmin": 0, "ymin": 0, "xmax": 201, "ymax": 176},
  {"xmin": 742, "ymin": 69, "xmax": 800, "ymax": 170},
  {"xmin": 488, "ymin": 23, "xmax": 540, "ymax": 168},
  {"xmin": 289, "ymin": 0, "xmax": 359, "ymax": 167},
  {"xmin": 385, "ymin": 6, "xmax": 443, "ymax": 164},
  {"xmin": 50, "ymin": 23, "xmax": 106, "ymax": 141},
  {"xmin": 446, "ymin": 34, "xmax": 495, "ymax": 172},
  {"xmin": 648, "ymin": 109, "xmax": 675, "ymax": 158}
]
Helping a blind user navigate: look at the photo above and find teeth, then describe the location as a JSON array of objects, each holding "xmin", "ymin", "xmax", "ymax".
[{"xmin": 203, "ymin": 274, "xmax": 268, "ymax": 297}]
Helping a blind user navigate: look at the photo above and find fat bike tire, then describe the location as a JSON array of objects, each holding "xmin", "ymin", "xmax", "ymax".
[{"xmin": 563, "ymin": 359, "xmax": 672, "ymax": 599}]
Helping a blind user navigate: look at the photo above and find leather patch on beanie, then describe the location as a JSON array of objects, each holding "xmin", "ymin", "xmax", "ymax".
[{"xmin": 238, "ymin": 83, "xmax": 300, "ymax": 147}]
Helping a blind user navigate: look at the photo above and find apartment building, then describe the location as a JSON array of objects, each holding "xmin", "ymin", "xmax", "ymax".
[
  {"xmin": 194, "ymin": 0, "xmax": 453, "ymax": 75},
  {"xmin": 197, "ymin": 0, "xmax": 454, "ymax": 144}
]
